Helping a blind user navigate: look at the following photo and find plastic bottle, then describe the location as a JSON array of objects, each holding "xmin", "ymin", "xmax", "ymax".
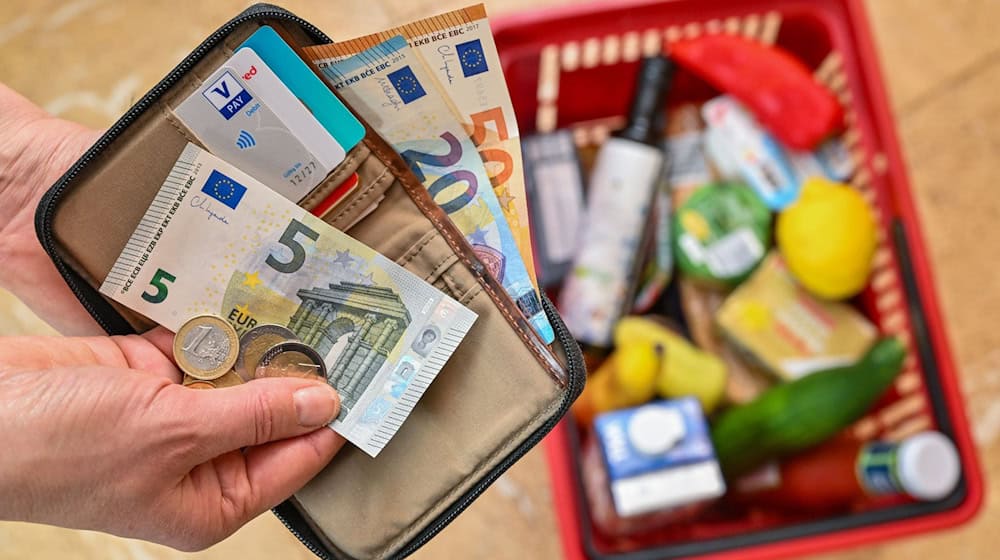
[{"xmin": 736, "ymin": 431, "xmax": 961, "ymax": 512}]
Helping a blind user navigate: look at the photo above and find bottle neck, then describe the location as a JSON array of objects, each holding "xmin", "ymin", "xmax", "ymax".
[{"xmin": 617, "ymin": 55, "xmax": 674, "ymax": 145}]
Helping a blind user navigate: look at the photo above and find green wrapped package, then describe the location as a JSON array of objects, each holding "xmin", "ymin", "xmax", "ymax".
[{"xmin": 672, "ymin": 183, "xmax": 771, "ymax": 286}]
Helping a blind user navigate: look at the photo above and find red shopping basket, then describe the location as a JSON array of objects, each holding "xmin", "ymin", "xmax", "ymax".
[{"xmin": 492, "ymin": 0, "xmax": 984, "ymax": 558}]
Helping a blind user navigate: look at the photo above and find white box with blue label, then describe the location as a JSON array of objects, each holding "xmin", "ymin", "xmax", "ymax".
[{"xmin": 594, "ymin": 398, "xmax": 727, "ymax": 517}]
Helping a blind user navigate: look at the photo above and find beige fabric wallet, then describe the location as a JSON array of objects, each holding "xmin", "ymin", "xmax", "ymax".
[{"xmin": 35, "ymin": 5, "xmax": 585, "ymax": 559}]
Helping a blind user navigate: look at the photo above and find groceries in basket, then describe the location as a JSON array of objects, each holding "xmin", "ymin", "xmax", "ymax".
[{"xmin": 524, "ymin": 25, "xmax": 963, "ymax": 546}]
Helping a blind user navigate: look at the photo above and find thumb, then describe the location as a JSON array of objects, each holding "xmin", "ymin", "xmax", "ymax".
[{"xmin": 184, "ymin": 377, "xmax": 340, "ymax": 461}]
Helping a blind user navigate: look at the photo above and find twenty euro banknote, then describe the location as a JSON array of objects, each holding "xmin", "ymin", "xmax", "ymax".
[
  {"xmin": 99, "ymin": 143, "xmax": 477, "ymax": 457},
  {"xmin": 312, "ymin": 36, "xmax": 553, "ymax": 344},
  {"xmin": 303, "ymin": 4, "xmax": 537, "ymax": 287}
]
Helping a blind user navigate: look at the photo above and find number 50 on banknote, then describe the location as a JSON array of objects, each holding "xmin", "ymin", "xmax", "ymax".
[{"xmin": 100, "ymin": 143, "xmax": 478, "ymax": 457}]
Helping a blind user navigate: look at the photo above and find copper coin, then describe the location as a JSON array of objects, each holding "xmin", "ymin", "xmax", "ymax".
[
  {"xmin": 184, "ymin": 381, "xmax": 216, "ymax": 390},
  {"xmin": 235, "ymin": 324, "xmax": 299, "ymax": 382},
  {"xmin": 211, "ymin": 369, "xmax": 245, "ymax": 388}
]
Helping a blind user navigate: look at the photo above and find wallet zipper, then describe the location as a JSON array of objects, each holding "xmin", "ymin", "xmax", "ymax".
[{"xmin": 34, "ymin": 5, "xmax": 586, "ymax": 558}]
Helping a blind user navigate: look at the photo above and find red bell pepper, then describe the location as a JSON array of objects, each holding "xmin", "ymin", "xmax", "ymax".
[{"xmin": 671, "ymin": 34, "xmax": 843, "ymax": 150}]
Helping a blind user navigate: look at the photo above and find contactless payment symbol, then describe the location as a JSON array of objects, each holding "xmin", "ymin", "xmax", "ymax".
[
  {"xmin": 387, "ymin": 66, "xmax": 426, "ymax": 104},
  {"xmin": 456, "ymin": 39, "xmax": 488, "ymax": 78},
  {"xmin": 235, "ymin": 130, "xmax": 256, "ymax": 150},
  {"xmin": 202, "ymin": 71, "xmax": 253, "ymax": 120},
  {"xmin": 202, "ymin": 170, "xmax": 247, "ymax": 210}
]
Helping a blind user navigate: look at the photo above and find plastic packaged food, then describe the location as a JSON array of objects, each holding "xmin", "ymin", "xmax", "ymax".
[
  {"xmin": 673, "ymin": 182, "xmax": 771, "ymax": 286},
  {"xmin": 701, "ymin": 96, "xmax": 801, "ymax": 209},
  {"xmin": 716, "ymin": 253, "xmax": 877, "ymax": 381},
  {"xmin": 523, "ymin": 130, "xmax": 587, "ymax": 288},
  {"xmin": 584, "ymin": 399, "xmax": 726, "ymax": 536}
]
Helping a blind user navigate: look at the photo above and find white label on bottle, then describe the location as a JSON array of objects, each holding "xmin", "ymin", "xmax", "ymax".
[{"xmin": 559, "ymin": 138, "xmax": 663, "ymax": 346}]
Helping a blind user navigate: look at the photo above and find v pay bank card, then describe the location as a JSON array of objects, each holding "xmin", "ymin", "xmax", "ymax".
[{"xmin": 174, "ymin": 49, "xmax": 339, "ymax": 202}]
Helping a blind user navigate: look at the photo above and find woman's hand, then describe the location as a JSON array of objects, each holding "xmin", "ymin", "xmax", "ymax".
[
  {"xmin": 0, "ymin": 328, "xmax": 345, "ymax": 551},
  {"xmin": 0, "ymin": 83, "xmax": 104, "ymax": 335}
]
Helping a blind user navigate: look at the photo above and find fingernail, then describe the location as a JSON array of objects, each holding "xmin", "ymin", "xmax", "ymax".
[{"xmin": 294, "ymin": 384, "xmax": 339, "ymax": 427}]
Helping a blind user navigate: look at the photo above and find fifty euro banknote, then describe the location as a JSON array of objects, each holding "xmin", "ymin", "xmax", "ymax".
[
  {"xmin": 304, "ymin": 4, "xmax": 537, "ymax": 287},
  {"xmin": 313, "ymin": 36, "xmax": 553, "ymax": 344},
  {"xmin": 99, "ymin": 143, "xmax": 477, "ymax": 457}
]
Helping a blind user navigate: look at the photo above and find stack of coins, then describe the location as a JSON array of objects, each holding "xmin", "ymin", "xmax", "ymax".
[{"xmin": 172, "ymin": 315, "xmax": 327, "ymax": 389}]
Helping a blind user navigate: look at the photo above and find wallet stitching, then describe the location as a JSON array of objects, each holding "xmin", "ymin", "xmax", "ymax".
[
  {"xmin": 329, "ymin": 165, "xmax": 392, "ymax": 227},
  {"xmin": 161, "ymin": 111, "xmax": 200, "ymax": 145},
  {"xmin": 425, "ymin": 253, "xmax": 458, "ymax": 283},
  {"xmin": 430, "ymin": 258, "xmax": 463, "ymax": 298},
  {"xmin": 397, "ymin": 230, "xmax": 437, "ymax": 268},
  {"xmin": 457, "ymin": 282, "xmax": 482, "ymax": 306},
  {"xmin": 375, "ymin": 358, "xmax": 564, "ymax": 557},
  {"xmin": 361, "ymin": 138, "xmax": 565, "ymax": 383}
]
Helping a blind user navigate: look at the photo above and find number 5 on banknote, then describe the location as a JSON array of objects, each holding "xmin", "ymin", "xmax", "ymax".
[
  {"xmin": 141, "ymin": 269, "xmax": 176, "ymax": 304},
  {"xmin": 265, "ymin": 219, "xmax": 319, "ymax": 273}
]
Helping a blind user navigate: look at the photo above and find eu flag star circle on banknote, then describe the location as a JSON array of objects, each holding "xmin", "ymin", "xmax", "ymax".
[
  {"xmin": 387, "ymin": 66, "xmax": 426, "ymax": 104},
  {"xmin": 455, "ymin": 39, "xmax": 488, "ymax": 77},
  {"xmin": 202, "ymin": 169, "xmax": 247, "ymax": 209}
]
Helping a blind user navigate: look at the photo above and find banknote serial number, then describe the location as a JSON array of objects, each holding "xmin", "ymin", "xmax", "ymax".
[
  {"xmin": 412, "ymin": 27, "xmax": 470, "ymax": 47},
  {"xmin": 121, "ymin": 177, "xmax": 189, "ymax": 295}
]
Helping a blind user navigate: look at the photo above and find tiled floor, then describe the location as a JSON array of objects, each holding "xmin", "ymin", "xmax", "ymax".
[{"xmin": 2, "ymin": 0, "xmax": 1000, "ymax": 558}]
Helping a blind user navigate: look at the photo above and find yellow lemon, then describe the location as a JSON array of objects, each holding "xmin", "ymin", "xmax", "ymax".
[{"xmin": 776, "ymin": 178, "xmax": 877, "ymax": 300}]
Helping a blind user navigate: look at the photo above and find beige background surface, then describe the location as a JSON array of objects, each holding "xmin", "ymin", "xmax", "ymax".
[{"xmin": 1, "ymin": 0, "xmax": 999, "ymax": 558}]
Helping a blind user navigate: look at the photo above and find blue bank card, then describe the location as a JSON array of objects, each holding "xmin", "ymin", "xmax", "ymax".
[{"xmin": 239, "ymin": 26, "xmax": 365, "ymax": 152}]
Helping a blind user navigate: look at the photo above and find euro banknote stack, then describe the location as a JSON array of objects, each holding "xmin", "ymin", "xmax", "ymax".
[
  {"xmin": 99, "ymin": 5, "xmax": 550, "ymax": 456},
  {"xmin": 306, "ymin": 4, "xmax": 551, "ymax": 343}
]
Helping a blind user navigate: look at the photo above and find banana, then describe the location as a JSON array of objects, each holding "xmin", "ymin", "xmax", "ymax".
[
  {"xmin": 616, "ymin": 316, "xmax": 728, "ymax": 413},
  {"xmin": 572, "ymin": 341, "xmax": 661, "ymax": 426}
]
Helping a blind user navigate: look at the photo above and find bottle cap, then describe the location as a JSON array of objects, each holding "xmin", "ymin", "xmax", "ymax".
[
  {"xmin": 897, "ymin": 431, "xmax": 961, "ymax": 501},
  {"xmin": 627, "ymin": 405, "xmax": 685, "ymax": 456}
]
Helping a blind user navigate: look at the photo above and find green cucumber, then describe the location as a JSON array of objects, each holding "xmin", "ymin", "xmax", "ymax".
[{"xmin": 711, "ymin": 337, "xmax": 906, "ymax": 478}]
